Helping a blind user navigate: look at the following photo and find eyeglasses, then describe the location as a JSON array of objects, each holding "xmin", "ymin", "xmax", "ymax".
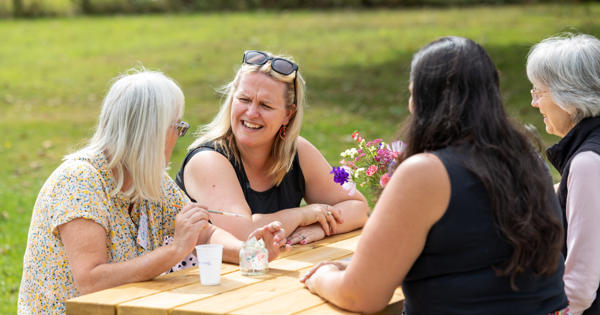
[
  {"xmin": 530, "ymin": 88, "xmax": 549, "ymax": 104},
  {"xmin": 243, "ymin": 50, "xmax": 298, "ymax": 76},
  {"xmin": 173, "ymin": 121, "xmax": 189, "ymax": 137},
  {"xmin": 242, "ymin": 50, "xmax": 299, "ymax": 105}
]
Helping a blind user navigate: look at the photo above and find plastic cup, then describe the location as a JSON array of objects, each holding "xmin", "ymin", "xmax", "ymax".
[{"xmin": 195, "ymin": 244, "xmax": 223, "ymax": 285}]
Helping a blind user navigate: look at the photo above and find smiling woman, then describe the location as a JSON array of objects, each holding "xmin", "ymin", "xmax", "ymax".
[
  {"xmin": 527, "ymin": 33, "xmax": 600, "ymax": 315},
  {"xmin": 16, "ymin": 68, "xmax": 287, "ymax": 315},
  {"xmin": 175, "ymin": 50, "xmax": 369, "ymax": 246}
]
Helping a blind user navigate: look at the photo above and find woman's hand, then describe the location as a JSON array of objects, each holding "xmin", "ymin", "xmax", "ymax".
[
  {"xmin": 300, "ymin": 260, "xmax": 348, "ymax": 293},
  {"xmin": 287, "ymin": 224, "xmax": 326, "ymax": 245},
  {"xmin": 300, "ymin": 204, "xmax": 344, "ymax": 236},
  {"xmin": 172, "ymin": 203, "xmax": 211, "ymax": 257},
  {"xmin": 248, "ymin": 221, "xmax": 290, "ymax": 261}
]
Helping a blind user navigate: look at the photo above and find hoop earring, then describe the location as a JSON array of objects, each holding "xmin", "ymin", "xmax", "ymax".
[{"xmin": 279, "ymin": 125, "xmax": 287, "ymax": 141}]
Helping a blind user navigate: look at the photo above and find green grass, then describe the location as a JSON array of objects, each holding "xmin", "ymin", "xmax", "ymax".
[{"xmin": 1, "ymin": 4, "xmax": 599, "ymax": 313}]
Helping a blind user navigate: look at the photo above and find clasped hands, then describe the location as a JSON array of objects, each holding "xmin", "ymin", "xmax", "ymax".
[{"xmin": 287, "ymin": 204, "xmax": 344, "ymax": 245}]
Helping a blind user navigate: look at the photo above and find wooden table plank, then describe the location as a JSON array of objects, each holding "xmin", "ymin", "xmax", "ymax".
[
  {"xmin": 171, "ymin": 268, "xmax": 306, "ymax": 315},
  {"xmin": 117, "ymin": 272, "xmax": 263, "ymax": 315},
  {"xmin": 277, "ymin": 229, "xmax": 362, "ymax": 259},
  {"xmin": 66, "ymin": 230, "xmax": 399, "ymax": 315},
  {"xmin": 269, "ymin": 236, "xmax": 359, "ymax": 271},
  {"xmin": 119, "ymin": 237, "xmax": 358, "ymax": 315},
  {"xmin": 172, "ymin": 253, "xmax": 354, "ymax": 315},
  {"xmin": 295, "ymin": 287, "xmax": 405, "ymax": 315},
  {"xmin": 229, "ymin": 287, "xmax": 326, "ymax": 315},
  {"xmin": 294, "ymin": 303, "xmax": 356, "ymax": 315},
  {"xmin": 66, "ymin": 262, "xmax": 238, "ymax": 315}
]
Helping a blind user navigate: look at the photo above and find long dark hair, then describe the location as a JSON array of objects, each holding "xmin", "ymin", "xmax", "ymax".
[{"xmin": 405, "ymin": 36, "xmax": 563, "ymax": 288}]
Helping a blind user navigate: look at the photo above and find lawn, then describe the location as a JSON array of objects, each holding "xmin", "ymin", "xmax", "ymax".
[{"xmin": 1, "ymin": 4, "xmax": 599, "ymax": 312}]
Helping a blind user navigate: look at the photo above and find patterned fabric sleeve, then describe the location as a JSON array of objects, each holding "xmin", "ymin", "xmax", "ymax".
[
  {"xmin": 48, "ymin": 160, "xmax": 111, "ymax": 237},
  {"xmin": 162, "ymin": 174, "xmax": 190, "ymax": 233},
  {"xmin": 161, "ymin": 175, "xmax": 196, "ymax": 274}
]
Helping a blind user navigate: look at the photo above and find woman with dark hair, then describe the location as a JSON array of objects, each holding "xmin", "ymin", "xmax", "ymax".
[{"xmin": 301, "ymin": 36, "xmax": 568, "ymax": 314}]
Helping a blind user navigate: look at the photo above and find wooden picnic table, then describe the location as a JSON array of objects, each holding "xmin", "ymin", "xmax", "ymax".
[{"xmin": 66, "ymin": 229, "xmax": 404, "ymax": 314}]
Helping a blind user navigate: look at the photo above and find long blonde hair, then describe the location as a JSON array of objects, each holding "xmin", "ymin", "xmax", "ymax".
[
  {"xmin": 71, "ymin": 68, "xmax": 184, "ymax": 201},
  {"xmin": 190, "ymin": 52, "xmax": 304, "ymax": 186}
]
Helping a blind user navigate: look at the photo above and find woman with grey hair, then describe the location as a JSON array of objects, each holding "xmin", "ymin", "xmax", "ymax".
[
  {"xmin": 176, "ymin": 51, "xmax": 369, "ymax": 246},
  {"xmin": 527, "ymin": 33, "xmax": 600, "ymax": 315},
  {"xmin": 18, "ymin": 68, "xmax": 287, "ymax": 315}
]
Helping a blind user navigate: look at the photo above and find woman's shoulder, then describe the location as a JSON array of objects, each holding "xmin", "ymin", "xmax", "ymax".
[
  {"xmin": 569, "ymin": 150, "xmax": 600, "ymax": 179},
  {"xmin": 397, "ymin": 153, "xmax": 447, "ymax": 181},
  {"xmin": 296, "ymin": 136, "xmax": 323, "ymax": 159},
  {"xmin": 162, "ymin": 174, "xmax": 189, "ymax": 207},
  {"xmin": 55, "ymin": 153, "xmax": 106, "ymax": 184},
  {"xmin": 571, "ymin": 150, "xmax": 600, "ymax": 168}
]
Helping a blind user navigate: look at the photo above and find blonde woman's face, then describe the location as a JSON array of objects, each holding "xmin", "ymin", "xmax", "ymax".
[{"xmin": 231, "ymin": 71, "xmax": 294, "ymax": 151}]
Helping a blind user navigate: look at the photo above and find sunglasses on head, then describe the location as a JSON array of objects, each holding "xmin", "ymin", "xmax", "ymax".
[{"xmin": 243, "ymin": 50, "xmax": 298, "ymax": 77}]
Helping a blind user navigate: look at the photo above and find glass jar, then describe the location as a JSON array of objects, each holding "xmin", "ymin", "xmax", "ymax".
[{"xmin": 239, "ymin": 237, "xmax": 269, "ymax": 276}]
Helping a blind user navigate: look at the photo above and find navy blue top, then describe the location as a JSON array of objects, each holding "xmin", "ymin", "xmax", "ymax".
[
  {"xmin": 401, "ymin": 147, "xmax": 567, "ymax": 315},
  {"xmin": 175, "ymin": 142, "xmax": 305, "ymax": 214}
]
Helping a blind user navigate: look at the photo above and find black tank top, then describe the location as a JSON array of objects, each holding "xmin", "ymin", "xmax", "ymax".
[
  {"xmin": 175, "ymin": 142, "xmax": 305, "ymax": 214},
  {"xmin": 402, "ymin": 147, "xmax": 567, "ymax": 315}
]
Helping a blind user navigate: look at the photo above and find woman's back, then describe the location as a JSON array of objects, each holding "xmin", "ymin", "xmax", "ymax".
[{"xmin": 402, "ymin": 146, "xmax": 567, "ymax": 315}]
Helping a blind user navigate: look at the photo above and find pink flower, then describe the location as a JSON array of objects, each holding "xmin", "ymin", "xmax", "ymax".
[
  {"xmin": 380, "ymin": 173, "xmax": 391, "ymax": 188},
  {"xmin": 352, "ymin": 131, "xmax": 363, "ymax": 143},
  {"xmin": 366, "ymin": 165, "xmax": 378, "ymax": 176}
]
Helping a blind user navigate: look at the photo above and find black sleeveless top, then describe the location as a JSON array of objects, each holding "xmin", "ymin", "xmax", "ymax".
[
  {"xmin": 401, "ymin": 147, "xmax": 567, "ymax": 315},
  {"xmin": 175, "ymin": 142, "xmax": 305, "ymax": 214}
]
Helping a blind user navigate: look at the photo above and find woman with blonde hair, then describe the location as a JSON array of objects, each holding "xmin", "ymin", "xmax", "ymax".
[
  {"xmin": 18, "ymin": 68, "xmax": 286, "ymax": 315},
  {"xmin": 176, "ymin": 51, "xmax": 368, "ymax": 245}
]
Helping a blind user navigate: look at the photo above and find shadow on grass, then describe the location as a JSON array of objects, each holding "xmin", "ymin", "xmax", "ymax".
[{"xmin": 305, "ymin": 23, "xmax": 600, "ymax": 146}]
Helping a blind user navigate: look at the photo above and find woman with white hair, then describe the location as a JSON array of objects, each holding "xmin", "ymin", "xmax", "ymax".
[
  {"xmin": 18, "ymin": 68, "xmax": 287, "ymax": 315},
  {"xmin": 176, "ymin": 51, "xmax": 369, "ymax": 245},
  {"xmin": 527, "ymin": 33, "xmax": 600, "ymax": 315}
]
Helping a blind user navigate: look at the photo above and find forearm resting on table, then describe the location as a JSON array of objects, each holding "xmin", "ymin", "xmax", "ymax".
[
  {"xmin": 330, "ymin": 199, "xmax": 369, "ymax": 233},
  {"xmin": 221, "ymin": 209, "xmax": 303, "ymax": 240},
  {"xmin": 73, "ymin": 244, "xmax": 187, "ymax": 295},
  {"xmin": 312, "ymin": 268, "xmax": 388, "ymax": 314}
]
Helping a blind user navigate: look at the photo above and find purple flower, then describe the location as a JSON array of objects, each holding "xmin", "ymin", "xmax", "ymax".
[{"xmin": 330, "ymin": 166, "xmax": 350, "ymax": 185}]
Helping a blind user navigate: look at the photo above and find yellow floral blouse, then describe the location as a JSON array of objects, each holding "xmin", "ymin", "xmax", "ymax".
[{"xmin": 18, "ymin": 151, "xmax": 187, "ymax": 314}]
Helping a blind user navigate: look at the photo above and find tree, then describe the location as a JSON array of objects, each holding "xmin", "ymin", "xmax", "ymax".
[{"xmin": 13, "ymin": 0, "xmax": 23, "ymax": 16}]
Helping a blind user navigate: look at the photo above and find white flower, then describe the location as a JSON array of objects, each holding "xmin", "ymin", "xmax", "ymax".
[
  {"xmin": 354, "ymin": 168, "xmax": 365, "ymax": 178},
  {"xmin": 341, "ymin": 147, "xmax": 358, "ymax": 159},
  {"xmin": 390, "ymin": 140, "xmax": 406, "ymax": 153},
  {"xmin": 342, "ymin": 181, "xmax": 357, "ymax": 196}
]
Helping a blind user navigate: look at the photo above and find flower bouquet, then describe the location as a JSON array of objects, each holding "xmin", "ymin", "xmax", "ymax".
[{"xmin": 330, "ymin": 131, "xmax": 405, "ymax": 205}]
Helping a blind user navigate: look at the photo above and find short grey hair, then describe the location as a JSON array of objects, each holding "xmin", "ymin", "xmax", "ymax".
[
  {"xmin": 527, "ymin": 33, "xmax": 600, "ymax": 123},
  {"xmin": 71, "ymin": 67, "xmax": 184, "ymax": 201}
]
